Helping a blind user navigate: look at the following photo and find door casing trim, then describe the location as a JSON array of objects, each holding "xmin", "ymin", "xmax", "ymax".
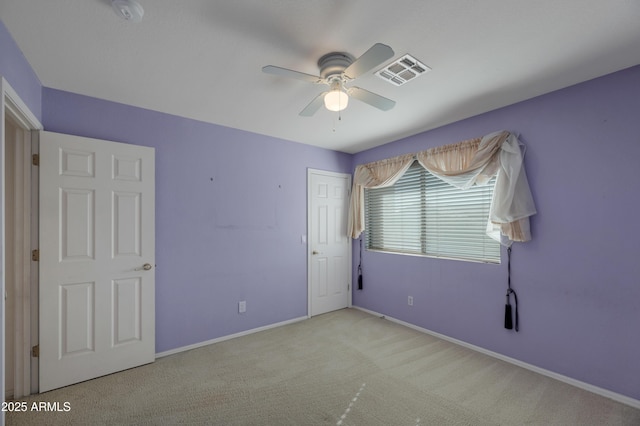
[{"xmin": 1, "ymin": 76, "xmax": 42, "ymax": 411}]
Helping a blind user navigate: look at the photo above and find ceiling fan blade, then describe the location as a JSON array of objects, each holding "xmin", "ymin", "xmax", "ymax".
[
  {"xmin": 299, "ymin": 92, "xmax": 327, "ymax": 117},
  {"xmin": 343, "ymin": 43, "xmax": 394, "ymax": 80},
  {"xmin": 348, "ymin": 87, "xmax": 396, "ymax": 111},
  {"xmin": 262, "ymin": 65, "xmax": 323, "ymax": 84}
]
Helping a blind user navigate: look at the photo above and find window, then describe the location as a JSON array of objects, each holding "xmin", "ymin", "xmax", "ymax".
[{"xmin": 364, "ymin": 161, "xmax": 500, "ymax": 263}]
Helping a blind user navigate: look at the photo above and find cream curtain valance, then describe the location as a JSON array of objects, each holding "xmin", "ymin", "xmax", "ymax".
[
  {"xmin": 347, "ymin": 130, "xmax": 537, "ymax": 245},
  {"xmin": 347, "ymin": 153, "xmax": 415, "ymax": 242}
]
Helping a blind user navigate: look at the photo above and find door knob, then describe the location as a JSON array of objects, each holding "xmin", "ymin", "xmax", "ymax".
[
  {"xmin": 312, "ymin": 250, "xmax": 320, "ymax": 255},
  {"xmin": 142, "ymin": 263, "xmax": 152, "ymax": 271}
]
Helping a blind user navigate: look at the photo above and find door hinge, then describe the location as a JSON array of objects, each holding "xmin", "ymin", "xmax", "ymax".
[
  {"xmin": 32, "ymin": 153, "xmax": 39, "ymax": 166},
  {"xmin": 32, "ymin": 249, "xmax": 39, "ymax": 261},
  {"xmin": 32, "ymin": 345, "xmax": 39, "ymax": 358}
]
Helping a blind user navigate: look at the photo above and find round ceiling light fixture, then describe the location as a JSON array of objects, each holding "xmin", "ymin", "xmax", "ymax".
[
  {"xmin": 324, "ymin": 89, "xmax": 349, "ymax": 112},
  {"xmin": 323, "ymin": 79, "xmax": 349, "ymax": 112},
  {"xmin": 111, "ymin": 0, "xmax": 144, "ymax": 23}
]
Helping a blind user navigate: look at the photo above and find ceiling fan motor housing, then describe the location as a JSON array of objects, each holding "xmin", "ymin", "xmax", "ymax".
[{"xmin": 318, "ymin": 52, "xmax": 355, "ymax": 79}]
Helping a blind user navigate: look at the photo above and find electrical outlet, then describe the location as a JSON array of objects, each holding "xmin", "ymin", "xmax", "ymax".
[
  {"xmin": 408, "ymin": 296, "xmax": 413, "ymax": 306},
  {"xmin": 238, "ymin": 300, "xmax": 246, "ymax": 313}
]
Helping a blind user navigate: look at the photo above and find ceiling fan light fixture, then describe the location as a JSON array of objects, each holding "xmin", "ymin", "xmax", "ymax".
[
  {"xmin": 111, "ymin": 0, "xmax": 144, "ymax": 23},
  {"xmin": 324, "ymin": 78, "xmax": 349, "ymax": 112},
  {"xmin": 324, "ymin": 89, "xmax": 349, "ymax": 112}
]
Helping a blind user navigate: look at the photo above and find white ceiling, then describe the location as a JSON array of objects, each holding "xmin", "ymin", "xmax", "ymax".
[{"xmin": 1, "ymin": 0, "xmax": 639, "ymax": 153}]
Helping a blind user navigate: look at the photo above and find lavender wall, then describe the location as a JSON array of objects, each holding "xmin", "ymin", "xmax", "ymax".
[
  {"xmin": 352, "ymin": 65, "xmax": 640, "ymax": 400},
  {"xmin": 0, "ymin": 20, "xmax": 42, "ymax": 121},
  {"xmin": 42, "ymin": 88, "xmax": 352, "ymax": 353}
]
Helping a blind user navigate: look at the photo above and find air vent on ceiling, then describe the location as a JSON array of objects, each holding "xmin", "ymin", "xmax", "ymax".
[{"xmin": 375, "ymin": 54, "xmax": 430, "ymax": 86}]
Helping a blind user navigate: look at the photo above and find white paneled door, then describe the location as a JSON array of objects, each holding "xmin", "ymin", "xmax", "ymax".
[
  {"xmin": 308, "ymin": 170, "xmax": 351, "ymax": 316},
  {"xmin": 39, "ymin": 131, "xmax": 155, "ymax": 392}
]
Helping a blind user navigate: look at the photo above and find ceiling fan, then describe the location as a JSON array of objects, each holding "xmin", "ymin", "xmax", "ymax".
[{"xmin": 262, "ymin": 43, "xmax": 396, "ymax": 116}]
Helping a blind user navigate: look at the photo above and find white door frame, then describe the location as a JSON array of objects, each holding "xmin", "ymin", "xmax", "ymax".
[
  {"xmin": 1, "ymin": 76, "xmax": 42, "ymax": 410},
  {"xmin": 306, "ymin": 168, "xmax": 352, "ymax": 318}
]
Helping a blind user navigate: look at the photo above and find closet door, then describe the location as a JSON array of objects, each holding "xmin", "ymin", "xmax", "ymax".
[{"xmin": 308, "ymin": 169, "xmax": 351, "ymax": 316}]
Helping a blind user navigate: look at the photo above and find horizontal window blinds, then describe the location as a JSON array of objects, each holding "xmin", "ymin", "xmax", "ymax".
[
  {"xmin": 365, "ymin": 162, "xmax": 424, "ymax": 254},
  {"xmin": 365, "ymin": 161, "xmax": 500, "ymax": 263}
]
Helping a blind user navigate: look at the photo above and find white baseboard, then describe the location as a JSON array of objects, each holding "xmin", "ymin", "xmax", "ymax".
[
  {"xmin": 352, "ymin": 306, "xmax": 640, "ymax": 409},
  {"xmin": 155, "ymin": 316, "xmax": 308, "ymax": 359}
]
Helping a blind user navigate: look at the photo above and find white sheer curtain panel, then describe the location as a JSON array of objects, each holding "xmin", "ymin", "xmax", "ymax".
[
  {"xmin": 488, "ymin": 132, "xmax": 537, "ymax": 243},
  {"xmin": 348, "ymin": 153, "xmax": 414, "ymax": 238}
]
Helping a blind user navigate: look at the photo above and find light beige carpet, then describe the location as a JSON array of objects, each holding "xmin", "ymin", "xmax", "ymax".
[{"xmin": 7, "ymin": 308, "xmax": 640, "ymax": 425}]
